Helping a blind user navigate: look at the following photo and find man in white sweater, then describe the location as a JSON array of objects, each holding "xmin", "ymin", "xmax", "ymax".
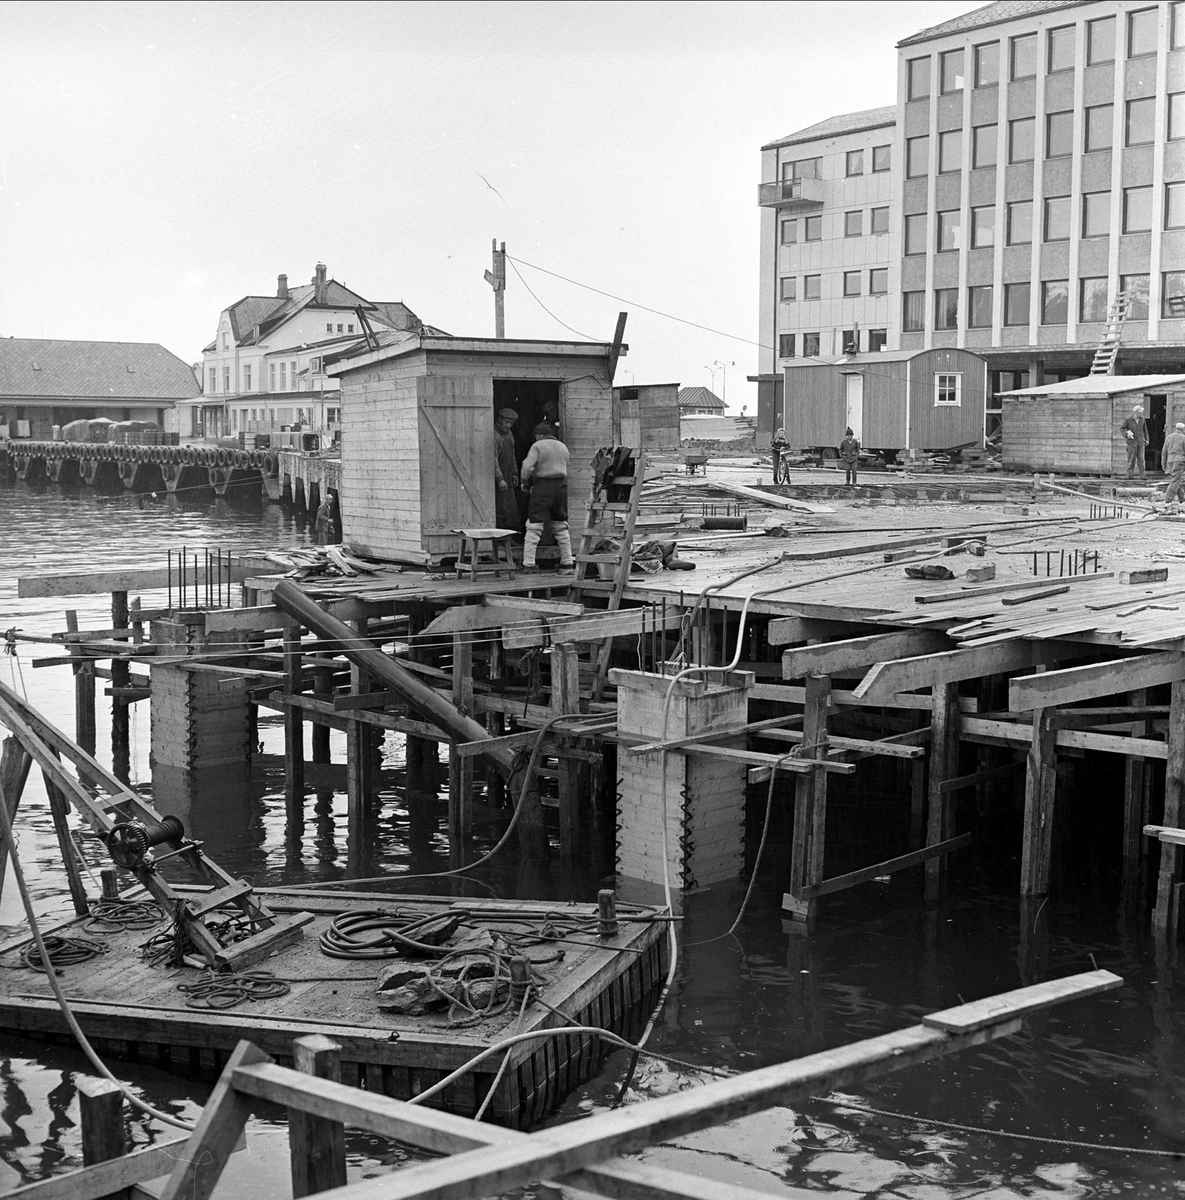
[{"xmin": 519, "ymin": 422, "xmax": 575, "ymax": 572}]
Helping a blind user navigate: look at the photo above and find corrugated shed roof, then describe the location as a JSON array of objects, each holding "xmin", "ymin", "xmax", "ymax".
[
  {"xmin": 898, "ymin": 0, "xmax": 1089, "ymax": 46},
  {"xmin": 0, "ymin": 338, "xmax": 200, "ymax": 400},
  {"xmin": 678, "ymin": 386, "xmax": 726, "ymax": 409},
  {"xmin": 371, "ymin": 301, "xmax": 423, "ymax": 332},
  {"xmin": 763, "ymin": 105, "xmax": 897, "ymax": 151},
  {"xmin": 1001, "ymin": 374, "xmax": 1185, "ymax": 397}
]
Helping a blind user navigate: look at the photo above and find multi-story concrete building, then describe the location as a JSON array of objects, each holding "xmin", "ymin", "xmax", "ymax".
[{"xmin": 756, "ymin": 0, "xmax": 1185, "ymax": 451}]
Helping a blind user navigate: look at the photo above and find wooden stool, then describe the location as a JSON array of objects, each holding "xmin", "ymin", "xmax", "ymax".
[{"xmin": 453, "ymin": 527, "xmax": 518, "ymax": 581}]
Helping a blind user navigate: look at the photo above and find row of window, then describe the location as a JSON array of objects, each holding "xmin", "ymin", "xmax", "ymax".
[
  {"xmin": 780, "ymin": 268, "xmax": 889, "ymax": 301},
  {"xmin": 906, "ymin": 7, "xmax": 1180, "ymax": 101},
  {"xmin": 779, "ymin": 207, "xmax": 890, "ymax": 244},
  {"xmin": 232, "ymin": 406, "xmax": 340, "ymax": 425},
  {"xmin": 326, "ymin": 323, "xmax": 355, "ymax": 335},
  {"xmin": 205, "ymin": 360, "xmax": 308, "ymax": 394},
  {"xmin": 900, "ymin": 272, "xmax": 1185, "ymax": 330},
  {"xmin": 780, "ymin": 147, "xmax": 891, "ymax": 182},
  {"xmin": 905, "ymin": 183, "xmax": 1185, "ymax": 255},
  {"xmin": 778, "ymin": 329, "xmax": 888, "ymax": 358}
]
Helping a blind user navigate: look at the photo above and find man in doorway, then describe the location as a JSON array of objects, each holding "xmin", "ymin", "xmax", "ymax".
[
  {"xmin": 314, "ymin": 493, "xmax": 334, "ymax": 545},
  {"xmin": 1164, "ymin": 421, "xmax": 1185, "ymax": 510},
  {"xmin": 520, "ymin": 422, "xmax": 574, "ymax": 573},
  {"xmin": 1122, "ymin": 405, "xmax": 1148, "ymax": 478},
  {"xmin": 494, "ymin": 407, "xmax": 520, "ymax": 531},
  {"xmin": 839, "ymin": 427, "xmax": 861, "ymax": 486}
]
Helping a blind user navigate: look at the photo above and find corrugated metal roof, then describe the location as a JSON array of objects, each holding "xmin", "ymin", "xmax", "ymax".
[
  {"xmin": 898, "ymin": 0, "xmax": 1089, "ymax": 47},
  {"xmin": 1001, "ymin": 374, "xmax": 1185, "ymax": 397},
  {"xmin": 677, "ymin": 386, "xmax": 726, "ymax": 409},
  {"xmin": 0, "ymin": 338, "xmax": 200, "ymax": 400},
  {"xmin": 763, "ymin": 105, "xmax": 897, "ymax": 151}
]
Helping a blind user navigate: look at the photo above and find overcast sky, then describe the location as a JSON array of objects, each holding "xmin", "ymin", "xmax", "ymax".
[{"xmin": 0, "ymin": 0, "xmax": 978, "ymax": 408}]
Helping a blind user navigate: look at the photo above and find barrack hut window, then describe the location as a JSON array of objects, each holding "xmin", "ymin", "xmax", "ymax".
[{"xmin": 935, "ymin": 373, "xmax": 963, "ymax": 407}]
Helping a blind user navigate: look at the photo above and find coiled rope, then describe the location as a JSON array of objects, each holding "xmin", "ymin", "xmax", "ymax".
[
  {"xmin": 177, "ymin": 971, "xmax": 291, "ymax": 1010},
  {"xmin": 19, "ymin": 934, "xmax": 107, "ymax": 973},
  {"xmin": 84, "ymin": 897, "xmax": 165, "ymax": 933}
]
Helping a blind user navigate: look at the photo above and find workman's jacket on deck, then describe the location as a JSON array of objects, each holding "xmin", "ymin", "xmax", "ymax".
[
  {"xmin": 1122, "ymin": 415, "xmax": 1148, "ymax": 446},
  {"xmin": 521, "ymin": 437, "xmax": 570, "ymax": 484},
  {"xmin": 494, "ymin": 428, "xmax": 518, "ymax": 488},
  {"xmin": 1164, "ymin": 430, "xmax": 1185, "ymax": 471}
]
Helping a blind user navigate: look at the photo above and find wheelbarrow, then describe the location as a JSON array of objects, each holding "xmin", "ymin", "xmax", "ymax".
[{"xmin": 685, "ymin": 451, "xmax": 709, "ymax": 476}]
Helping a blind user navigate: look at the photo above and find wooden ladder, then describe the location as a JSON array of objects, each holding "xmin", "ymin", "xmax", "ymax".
[
  {"xmin": 572, "ymin": 448, "xmax": 646, "ymax": 701},
  {"xmin": 1090, "ymin": 291, "xmax": 1133, "ymax": 375}
]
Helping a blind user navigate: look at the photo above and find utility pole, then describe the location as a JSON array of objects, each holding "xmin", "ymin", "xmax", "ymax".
[{"xmin": 484, "ymin": 240, "xmax": 506, "ymax": 338}]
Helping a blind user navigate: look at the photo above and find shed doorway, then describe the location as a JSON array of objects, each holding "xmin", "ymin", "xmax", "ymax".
[
  {"xmin": 843, "ymin": 373, "xmax": 864, "ymax": 440},
  {"xmin": 1147, "ymin": 395, "xmax": 1167, "ymax": 472},
  {"xmin": 492, "ymin": 378, "xmax": 562, "ymax": 532}
]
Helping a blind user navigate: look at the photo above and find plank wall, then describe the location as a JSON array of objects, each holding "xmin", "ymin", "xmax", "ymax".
[
  {"xmin": 783, "ymin": 363, "xmax": 840, "ymax": 447},
  {"xmin": 1001, "ymin": 396, "xmax": 1112, "ymax": 473},
  {"xmin": 908, "ymin": 348, "xmax": 987, "ymax": 450},
  {"xmin": 859, "ymin": 359, "xmax": 909, "ymax": 448}
]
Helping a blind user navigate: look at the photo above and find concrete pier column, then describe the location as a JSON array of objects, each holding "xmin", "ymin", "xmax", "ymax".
[
  {"xmin": 149, "ymin": 663, "xmax": 252, "ymax": 772},
  {"xmin": 615, "ymin": 668, "xmax": 752, "ymax": 900}
]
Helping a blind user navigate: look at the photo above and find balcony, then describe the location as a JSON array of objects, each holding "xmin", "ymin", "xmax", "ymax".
[{"xmin": 757, "ymin": 177, "xmax": 825, "ymax": 209}]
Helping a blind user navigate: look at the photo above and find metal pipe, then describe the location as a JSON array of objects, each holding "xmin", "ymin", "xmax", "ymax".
[{"xmin": 270, "ymin": 579, "xmax": 520, "ymax": 779}]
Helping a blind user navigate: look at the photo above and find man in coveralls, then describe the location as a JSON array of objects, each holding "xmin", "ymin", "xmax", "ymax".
[{"xmin": 519, "ymin": 422, "xmax": 575, "ymax": 573}]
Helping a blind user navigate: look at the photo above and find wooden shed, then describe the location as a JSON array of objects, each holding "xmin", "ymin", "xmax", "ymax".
[
  {"xmin": 1001, "ymin": 375, "xmax": 1185, "ymax": 476},
  {"xmin": 782, "ymin": 348, "xmax": 988, "ymax": 456},
  {"xmin": 328, "ymin": 334, "xmax": 621, "ymax": 565}
]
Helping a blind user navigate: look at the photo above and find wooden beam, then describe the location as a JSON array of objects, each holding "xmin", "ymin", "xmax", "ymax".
[
  {"xmin": 926, "ymin": 682, "xmax": 960, "ymax": 894},
  {"xmin": 1021, "ymin": 708, "xmax": 1057, "ymax": 896},
  {"xmin": 19, "ymin": 564, "xmax": 256, "ymax": 599},
  {"xmin": 505, "ymin": 607, "xmax": 684, "ymax": 650},
  {"xmin": 1154, "ymin": 680, "xmax": 1185, "ymax": 931},
  {"xmin": 766, "ymin": 616, "xmax": 875, "ymax": 646},
  {"xmin": 855, "ymin": 642, "xmax": 1080, "ymax": 706},
  {"xmin": 797, "ymin": 833, "xmax": 971, "ymax": 899},
  {"xmin": 1009, "ymin": 652, "xmax": 1185, "ymax": 712},
  {"xmin": 909, "ymin": 571, "xmax": 1114, "ymax": 606},
  {"xmin": 962, "ymin": 715, "xmax": 1168, "ymax": 759},
  {"xmin": 749, "ymin": 682, "xmax": 938, "ymax": 711},
  {"xmin": 936, "ymin": 759, "xmax": 1025, "ymax": 794},
  {"xmin": 755, "ymin": 727, "xmax": 925, "ymax": 759},
  {"xmin": 782, "ymin": 630, "xmax": 951, "ymax": 679},
  {"xmin": 290, "ymin": 1036, "xmax": 347, "ymax": 1198},
  {"xmin": 203, "ymin": 606, "xmax": 283, "ymax": 634}
]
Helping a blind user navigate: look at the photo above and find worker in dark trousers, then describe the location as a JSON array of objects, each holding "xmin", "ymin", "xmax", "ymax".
[
  {"xmin": 1164, "ymin": 420, "xmax": 1185, "ymax": 510},
  {"xmin": 839, "ymin": 427, "xmax": 861, "ymax": 486},
  {"xmin": 493, "ymin": 407, "xmax": 520, "ymax": 531},
  {"xmin": 1122, "ymin": 405, "xmax": 1148, "ymax": 477},
  {"xmin": 520, "ymin": 422, "xmax": 574, "ymax": 573}
]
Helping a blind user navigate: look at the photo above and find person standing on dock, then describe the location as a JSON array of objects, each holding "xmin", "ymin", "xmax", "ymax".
[
  {"xmin": 315, "ymin": 493, "xmax": 334, "ymax": 544},
  {"xmin": 1163, "ymin": 421, "xmax": 1185, "ymax": 510},
  {"xmin": 520, "ymin": 422, "xmax": 574, "ymax": 573},
  {"xmin": 839, "ymin": 427, "xmax": 860, "ymax": 486},
  {"xmin": 494, "ymin": 407, "xmax": 520, "ymax": 532},
  {"xmin": 1122, "ymin": 405, "xmax": 1148, "ymax": 478}
]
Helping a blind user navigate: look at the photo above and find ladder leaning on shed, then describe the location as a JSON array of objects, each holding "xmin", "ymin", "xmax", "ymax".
[{"xmin": 1090, "ymin": 291, "xmax": 1133, "ymax": 375}]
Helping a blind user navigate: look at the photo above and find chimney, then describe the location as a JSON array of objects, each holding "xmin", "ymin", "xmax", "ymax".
[
  {"xmin": 313, "ymin": 262, "xmax": 327, "ymax": 304},
  {"xmin": 277, "ymin": 273, "xmax": 288, "ymax": 299}
]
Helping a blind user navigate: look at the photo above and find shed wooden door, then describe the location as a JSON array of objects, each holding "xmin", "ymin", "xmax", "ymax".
[
  {"xmin": 843, "ymin": 374, "xmax": 864, "ymax": 440},
  {"xmin": 417, "ymin": 375, "xmax": 495, "ymax": 557}
]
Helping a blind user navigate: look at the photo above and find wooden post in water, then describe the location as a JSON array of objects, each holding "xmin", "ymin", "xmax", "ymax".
[
  {"xmin": 0, "ymin": 737, "xmax": 32, "ymax": 904},
  {"xmin": 290, "ymin": 1035, "xmax": 347, "ymax": 1197},
  {"xmin": 311, "ymin": 664, "xmax": 333, "ymax": 764},
  {"xmin": 346, "ymin": 615, "xmax": 375, "ymax": 872},
  {"xmin": 1154, "ymin": 680, "xmax": 1185, "ymax": 931},
  {"xmin": 78, "ymin": 1076, "xmax": 126, "ymax": 1171},
  {"xmin": 65, "ymin": 609, "xmax": 96, "ymax": 756},
  {"xmin": 925, "ymin": 682, "xmax": 960, "ymax": 899},
  {"xmin": 1021, "ymin": 707, "xmax": 1058, "ymax": 896},
  {"xmin": 788, "ymin": 673, "xmax": 830, "ymax": 924},
  {"xmin": 283, "ymin": 621, "xmax": 305, "ymax": 829},
  {"xmin": 551, "ymin": 642, "xmax": 582, "ymax": 857},
  {"xmin": 486, "ymin": 635, "xmax": 506, "ymax": 809},
  {"xmin": 110, "ymin": 589, "xmax": 130, "ymax": 783},
  {"xmin": 44, "ymin": 770, "xmax": 90, "ymax": 915},
  {"xmin": 448, "ymin": 632, "xmax": 474, "ymax": 857},
  {"xmin": 1122, "ymin": 687, "xmax": 1150, "ymax": 892}
]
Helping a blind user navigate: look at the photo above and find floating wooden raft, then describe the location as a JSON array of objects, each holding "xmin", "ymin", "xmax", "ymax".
[{"xmin": 0, "ymin": 888, "xmax": 667, "ymax": 1129}]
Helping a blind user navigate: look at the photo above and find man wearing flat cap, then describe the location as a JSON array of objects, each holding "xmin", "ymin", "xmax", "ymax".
[
  {"xmin": 494, "ymin": 407, "xmax": 520, "ymax": 531},
  {"xmin": 1163, "ymin": 420, "xmax": 1185, "ymax": 509},
  {"xmin": 1121, "ymin": 404, "xmax": 1148, "ymax": 478}
]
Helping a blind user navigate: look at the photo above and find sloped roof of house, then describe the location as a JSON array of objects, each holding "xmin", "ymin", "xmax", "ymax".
[
  {"xmin": 1001, "ymin": 374, "xmax": 1185, "ymax": 397},
  {"xmin": 898, "ymin": 1, "xmax": 1089, "ymax": 47},
  {"xmin": 763, "ymin": 106, "xmax": 897, "ymax": 151},
  {"xmin": 0, "ymin": 338, "xmax": 200, "ymax": 400},
  {"xmin": 678, "ymin": 386, "xmax": 726, "ymax": 409}
]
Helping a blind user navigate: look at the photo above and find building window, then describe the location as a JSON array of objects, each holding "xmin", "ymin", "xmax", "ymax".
[
  {"xmin": 279, "ymin": 362, "xmax": 287, "ymax": 390},
  {"xmin": 1084, "ymin": 104, "xmax": 1113, "ymax": 151},
  {"xmin": 1082, "ymin": 191, "xmax": 1111, "ymax": 237},
  {"xmin": 940, "ymin": 48, "xmax": 964, "ymax": 92},
  {"xmin": 1009, "ymin": 117, "xmax": 1035, "ymax": 162},
  {"xmin": 1125, "ymin": 96, "xmax": 1157, "ymax": 147},
  {"xmin": 269, "ymin": 363, "xmax": 276, "ymax": 391},
  {"xmin": 1174, "ymin": 0, "xmax": 1185, "ymax": 48},
  {"xmin": 780, "ymin": 219, "xmax": 798, "ymax": 244},
  {"xmin": 1080, "ymin": 277, "xmax": 1109, "ymax": 322},
  {"xmin": 974, "ymin": 41, "xmax": 999, "ymax": 86},
  {"xmin": 1047, "ymin": 25, "xmax": 1075, "ymax": 72},
  {"xmin": 309, "ymin": 356, "xmax": 322, "ymax": 373},
  {"xmin": 1041, "ymin": 280, "xmax": 1069, "ymax": 325},
  {"xmin": 336, "ymin": 324, "xmax": 343, "ymax": 333},
  {"xmin": 242, "ymin": 364, "xmax": 252, "ymax": 391},
  {"xmin": 971, "ymin": 204, "xmax": 995, "ymax": 248},
  {"xmin": 784, "ymin": 157, "xmax": 821, "ymax": 180},
  {"xmin": 906, "ymin": 135, "xmax": 929, "ymax": 178},
  {"xmin": 868, "ymin": 328, "xmax": 887, "ymax": 352},
  {"xmin": 328, "ymin": 408, "xmax": 340, "ymax": 424},
  {"xmin": 1044, "ymin": 195, "xmax": 1071, "ymax": 241},
  {"xmin": 1121, "ymin": 274, "xmax": 1150, "ymax": 318},
  {"xmin": 1124, "ymin": 186, "xmax": 1153, "ymax": 232},
  {"xmin": 779, "ymin": 334, "xmax": 796, "ymax": 358},
  {"xmin": 1007, "ymin": 200, "xmax": 1033, "ymax": 244},
  {"xmin": 842, "ymin": 329, "xmax": 860, "ymax": 353},
  {"xmin": 872, "ymin": 144, "xmax": 891, "ymax": 172},
  {"xmin": 347, "ymin": 324, "xmax": 355, "ymax": 333},
  {"xmin": 905, "ymin": 213, "xmax": 928, "ymax": 255},
  {"xmin": 903, "ymin": 291, "xmax": 925, "ymax": 332},
  {"xmin": 207, "ymin": 368, "xmax": 216, "ymax": 393},
  {"xmin": 1171, "ymin": 94, "xmax": 1185, "ymax": 141},
  {"xmin": 804, "ymin": 274, "xmax": 821, "ymax": 300},
  {"xmin": 802, "ymin": 332, "xmax": 821, "ymax": 357},
  {"xmin": 846, "ymin": 149, "xmax": 864, "ymax": 176},
  {"xmin": 871, "ymin": 206, "xmax": 890, "ymax": 234},
  {"xmin": 869, "ymin": 268, "xmax": 888, "ymax": 294},
  {"xmin": 1046, "ymin": 111, "xmax": 1073, "ymax": 157},
  {"xmin": 779, "ymin": 277, "xmax": 797, "ymax": 301},
  {"xmin": 935, "ymin": 373, "xmax": 963, "ymax": 406},
  {"xmin": 935, "ymin": 288, "xmax": 959, "ymax": 329},
  {"xmin": 908, "ymin": 56, "xmax": 931, "ymax": 99},
  {"xmin": 972, "ymin": 124, "xmax": 998, "ymax": 167},
  {"xmin": 804, "ymin": 215, "xmax": 822, "ymax": 241},
  {"xmin": 968, "ymin": 285, "xmax": 993, "ymax": 327},
  {"xmin": 843, "ymin": 271, "xmax": 862, "ymax": 297},
  {"xmin": 844, "ymin": 210, "xmax": 862, "ymax": 237},
  {"xmin": 326, "ymin": 324, "xmax": 333, "ymax": 333},
  {"xmin": 1087, "ymin": 14, "xmax": 1115, "ymax": 63},
  {"xmin": 1011, "ymin": 33, "xmax": 1037, "ymax": 79},
  {"xmin": 938, "ymin": 128, "xmax": 962, "ymax": 173},
  {"xmin": 937, "ymin": 210, "xmax": 962, "ymax": 251},
  {"xmin": 222, "ymin": 334, "xmax": 229, "ymax": 351},
  {"xmin": 1128, "ymin": 7, "xmax": 1158, "ymax": 57},
  {"xmin": 1004, "ymin": 281, "xmax": 1031, "ymax": 325},
  {"xmin": 1167, "ymin": 181, "xmax": 1185, "ymax": 229},
  {"xmin": 1163, "ymin": 273, "xmax": 1185, "ymax": 318}
]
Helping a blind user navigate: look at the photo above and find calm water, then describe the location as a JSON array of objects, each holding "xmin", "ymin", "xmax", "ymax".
[{"xmin": 1, "ymin": 471, "xmax": 1183, "ymax": 1198}]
